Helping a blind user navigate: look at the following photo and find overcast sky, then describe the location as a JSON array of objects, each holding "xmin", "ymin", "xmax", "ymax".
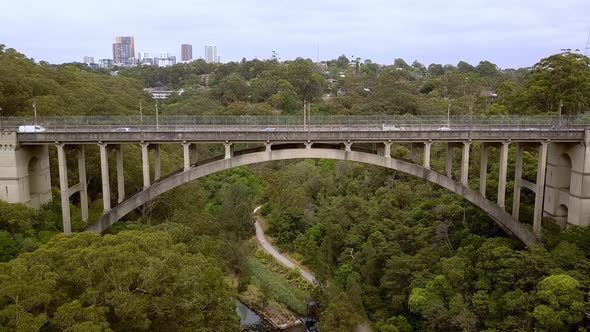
[{"xmin": 1, "ymin": 0, "xmax": 588, "ymax": 68}]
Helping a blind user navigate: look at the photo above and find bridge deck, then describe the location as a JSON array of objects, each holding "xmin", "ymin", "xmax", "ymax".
[{"xmin": 16, "ymin": 127, "xmax": 586, "ymax": 144}]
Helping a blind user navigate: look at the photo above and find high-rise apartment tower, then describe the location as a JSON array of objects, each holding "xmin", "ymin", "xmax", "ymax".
[
  {"xmin": 205, "ymin": 45, "xmax": 218, "ymax": 63},
  {"xmin": 181, "ymin": 44, "xmax": 193, "ymax": 62},
  {"xmin": 112, "ymin": 36, "xmax": 135, "ymax": 65}
]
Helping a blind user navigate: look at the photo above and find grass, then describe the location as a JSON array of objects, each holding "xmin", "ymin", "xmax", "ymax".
[{"xmin": 244, "ymin": 256, "xmax": 310, "ymax": 314}]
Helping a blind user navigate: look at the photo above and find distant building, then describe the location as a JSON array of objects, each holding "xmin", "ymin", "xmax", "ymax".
[
  {"xmin": 144, "ymin": 88, "xmax": 184, "ymax": 99},
  {"xmin": 138, "ymin": 52, "xmax": 154, "ymax": 66},
  {"xmin": 205, "ymin": 45, "xmax": 218, "ymax": 63},
  {"xmin": 157, "ymin": 55, "xmax": 176, "ymax": 67},
  {"xmin": 83, "ymin": 56, "xmax": 94, "ymax": 64},
  {"xmin": 112, "ymin": 36, "xmax": 135, "ymax": 65},
  {"xmin": 181, "ymin": 44, "xmax": 193, "ymax": 62},
  {"xmin": 98, "ymin": 59, "xmax": 114, "ymax": 69}
]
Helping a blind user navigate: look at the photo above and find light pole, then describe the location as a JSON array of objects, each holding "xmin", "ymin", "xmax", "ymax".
[
  {"xmin": 447, "ymin": 101, "xmax": 451, "ymax": 128},
  {"xmin": 33, "ymin": 100, "xmax": 37, "ymax": 125}
]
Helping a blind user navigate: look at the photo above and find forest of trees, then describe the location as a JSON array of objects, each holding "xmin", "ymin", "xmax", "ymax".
[{"xmin": 2, "ymin": 43, "xmax": 590, "ymax": 331}]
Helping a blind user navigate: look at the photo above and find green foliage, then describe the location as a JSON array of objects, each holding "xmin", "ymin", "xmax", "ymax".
[
  {"xmin": 0, "ymin": 231, "xmax": 239, "ymax": 331},
  {"xmin": 260, "ymin": 158, "xmax": 590, "ymax": 331},
  {"xmin": 0, "ymin": 47, "xmax": 150, "ymax": 116},
  {"xmin": 525, "ymin": 53, "xmax": 590, "ymax": 114},
  {"xmin": 485, "ymin": 103, "xmax": 508, "ymax": 116},
  {"xmin": 533, "ymin": 274, "xmax": 585, "ymax": 331}
]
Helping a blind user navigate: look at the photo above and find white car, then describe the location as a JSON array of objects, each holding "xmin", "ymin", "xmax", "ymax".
[
  {"xmin": 18, "ymin": 125, "xmax": 46, "ymax": 133},
  {"xmin": 438, "ymin": 126, "xmax": 451, "ymax": 131},
  {"xmin": 111, "ymin": 127, "xmax": 132, "ymax": 132}
]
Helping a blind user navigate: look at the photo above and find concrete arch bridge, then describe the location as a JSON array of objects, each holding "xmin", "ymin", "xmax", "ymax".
[{"xmin": 2, "ymin": 115, "xmax": 590, "ymax": 246}]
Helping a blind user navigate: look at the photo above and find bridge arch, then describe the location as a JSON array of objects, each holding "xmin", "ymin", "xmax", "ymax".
[{"xmin": 87, "ymin": 147, "xmax": 540, "ymax": 246}]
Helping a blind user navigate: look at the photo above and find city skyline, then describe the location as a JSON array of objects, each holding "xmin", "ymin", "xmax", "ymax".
[{"xmin": 1, "ymin": 0, "xmax": 589, "ymax": 68}]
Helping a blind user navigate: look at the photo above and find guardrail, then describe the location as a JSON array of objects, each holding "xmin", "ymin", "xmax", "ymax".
[{"xmin": 2, "ymin": 114, "xmax": 589, "ymax": 132}]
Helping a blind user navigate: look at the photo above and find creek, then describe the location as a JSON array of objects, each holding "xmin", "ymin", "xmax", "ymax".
[{"xmin": 236, "ymin": 300, "xmax": 317, "ymax": 332}]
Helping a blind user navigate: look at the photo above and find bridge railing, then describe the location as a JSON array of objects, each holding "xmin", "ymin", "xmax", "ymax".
[{"xmin": 1, "ymin": 114, "xmax": 588, "ymax": 132}]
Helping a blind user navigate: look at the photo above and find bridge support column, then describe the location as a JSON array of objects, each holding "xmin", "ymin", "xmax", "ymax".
[
  {"xmin": 77, "ymin": 146, "xmax": 88, "ymax": 221},
  {"xmin": 141, "ymin": 142, "xmax": 150, "ymax": 189},
  {"xmin": 446, "ymin": 144, "xmax": 453, "ymax": 179},
  {"xmin": 116, "ymin": 145, "xmax": 124, "ymax": 204},
  {"xmin": 512, "ymin": 143, "xmax": 524, "ymax": 219},
  {"xmin": 99, "ymin": 143, "xmax": 111, "ymax": 212},
  {"xmin": 182, "ymin": 142, "xmax": 190, "ymax": 171},
  {"xmin": 153, "ymin": 144, "xmax": 161, "ymax": 181},
  {"xmin": 265, "ymin": 141, "xmax": 272, "ymax": 152},
  {"xmin": 533, "ymin": 141, "xmax": 549, "ymax": 236},
  {"xmin": 56, "ymin": 143, "xmax": 71, "ymax": 235},
  {"xmin": 344, "ymin": 141, "xmax": 352, "ymax": 152},
  {"xmin": 384, "ymin": 142, "xmax": 392, "ymax": 158},
  {"xmin": 497, "ymin": 141, "xmax": 510, "ymax": 208},
  {"xmin": 479, "ymin": 143, "xmax": 488, "ymax": 196},
  {"xmin": 461, "ymin": 141, "xmax": 471, "ymax": 185},
  {"xmin": 305, "ymin": 141, "xmax": 313, "ymax": 149},
  {"xmin": 224, "ymin": 142, "xmax": 234, "ymax": 159},
  {"xmin": 423, "ymin": 141, "xmax": 431, "ymax": 169}
]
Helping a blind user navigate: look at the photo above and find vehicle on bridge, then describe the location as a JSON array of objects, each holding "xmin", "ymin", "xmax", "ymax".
[
  {"xmin": 111, "ymin": 127, "xmax": 134, "ymax": 132},
  {"xmin": 17, "ymin": 125, "xmax": 46, "ymax": 133}
]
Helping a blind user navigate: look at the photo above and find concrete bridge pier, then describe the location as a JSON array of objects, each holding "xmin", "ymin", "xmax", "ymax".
[
  {"xmin": 423, "ymin": 141, "xmax": 432, "ymax": 170},
  {"xmin": 461, "ymin": 141, "xmax": 471, "ymax": 186},
  {"xmin": 141, "ymin": 142, "xmax": 150, "ymax": 189},
  {"xmin": 0, "ymin": 132, "xmax": 51, "ymax": 210},
  {"xmin": 77, "ymin": 146, "xmax": 88, "ymax": 221},
  {"xmin": 182, "ymin": 141, "xmax": 191, "ymax": 171},
  {"xmin": 497, "ymin": 141, "xmax": 510, "ymax": 209},
  {"xmin": 99, "ymin": 143, "xmax": 111, "ymax": 212},
  {"xmin": 383, "ymin": 142, "xmax": 392, "ymax": 158},
  {"xmin": 224, "ymin": 142, "xmax": 234, "ymax": 159},
  {"xmin": 56, "ymin": 143, "xmax": 71, "ymax": 234}
]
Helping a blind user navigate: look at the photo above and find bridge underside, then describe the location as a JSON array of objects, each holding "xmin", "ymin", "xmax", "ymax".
[{"xmin": 87, "ymin": 145, "xmax": 540, "ymax": 246}]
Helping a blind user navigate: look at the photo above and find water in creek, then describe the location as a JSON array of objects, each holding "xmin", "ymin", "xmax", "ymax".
[{"xmin": 235, "ymin": 300, "xmax": 317, "ymax": 332}]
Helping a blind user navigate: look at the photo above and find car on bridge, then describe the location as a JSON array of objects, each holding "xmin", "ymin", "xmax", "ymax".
[
  {"xmin": 18, "ymin": 125, "xmax": 46, "ymax": 133},
  {"xmin": 111, "ymin": 127, "xmax": 133, "ymax": 132}
]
